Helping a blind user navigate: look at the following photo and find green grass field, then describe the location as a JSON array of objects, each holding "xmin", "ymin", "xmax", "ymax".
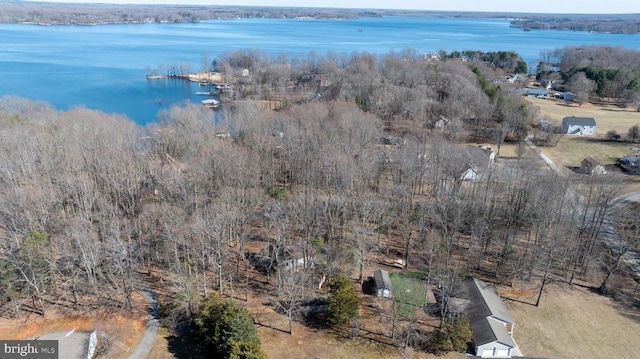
[
  {"xmin": 526, "ymin": 97, "xmax": 640, "ymax": 184},
  {"xmin": 389, "ymin": 272, "xmax": 426, "ymax": 318}
]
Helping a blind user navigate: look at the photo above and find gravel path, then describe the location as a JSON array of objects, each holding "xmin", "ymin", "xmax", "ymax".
[{"xmin": 127, "ymin": 290, "xmax": 160, "ymax": 359}]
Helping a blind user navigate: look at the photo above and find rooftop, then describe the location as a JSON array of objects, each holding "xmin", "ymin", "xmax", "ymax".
[
  {"xmin": 374, "ymin": 269, "xmax": 392, "ymax": 291},
  {"xmin": 562, "ymin": 116, "xmax": 596, "ymax": 126},
  {"xmin": 464, "ymin": 278, "xmax": 515, "ymax": 346}
]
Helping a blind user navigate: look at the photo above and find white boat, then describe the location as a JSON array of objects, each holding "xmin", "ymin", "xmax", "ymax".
[{"xmin": 201, "ymin": 99, "xmax": 220, "ymax": 107}]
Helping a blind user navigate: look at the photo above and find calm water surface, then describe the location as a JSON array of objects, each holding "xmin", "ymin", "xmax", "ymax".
[{"xmin": 1, "ymin": 17, "xmax": 639, "ymax": 124}]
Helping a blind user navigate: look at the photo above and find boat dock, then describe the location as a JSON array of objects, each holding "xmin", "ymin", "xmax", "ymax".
[{"xmin": 201, "ymin": 99, "xmax": 220, "ymax": 108}]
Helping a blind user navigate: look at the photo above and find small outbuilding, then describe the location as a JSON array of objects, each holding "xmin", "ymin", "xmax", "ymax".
[
  {"xmin": 562, "ymin": 116, "xmax": 596, "ymax": 135},
  {"xmin": 581, "ymin": 157, "xmax": 606, "ymax": 175},
  {"xmin": 374, "ymin": 269, "xmax": 393, "ymax": 298}
]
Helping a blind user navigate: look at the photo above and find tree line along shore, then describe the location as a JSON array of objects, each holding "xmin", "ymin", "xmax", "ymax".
[
  {"xmin": 1, "ymin": 3, "xmax": 639, "ymax": 33},
  {"xmin": 1, "ymin": 45, "xmax": 640, "ymax": 358}
]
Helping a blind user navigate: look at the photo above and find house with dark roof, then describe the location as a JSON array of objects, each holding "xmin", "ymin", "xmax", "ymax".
[
  {"xmin": 561, "ymin": 116, "xmax": 596, "ymax": 135},
  {"xmin": 465, "ymin": 278, "xmax": 519, "ymax": 358}
]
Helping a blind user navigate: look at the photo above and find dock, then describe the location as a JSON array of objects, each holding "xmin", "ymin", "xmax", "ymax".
[{"xmin": 201, "ymin": 99, "xmax": 220, "ymax": 108}]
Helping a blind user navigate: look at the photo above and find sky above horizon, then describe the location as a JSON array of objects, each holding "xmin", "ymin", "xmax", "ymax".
[{"xmin": 22, "ymin": 0, "xmax": 640, "ymax": 14}]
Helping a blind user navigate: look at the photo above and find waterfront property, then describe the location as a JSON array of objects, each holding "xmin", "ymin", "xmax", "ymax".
[
  {"xmin": 201, "ymin": 98, "xmax": 220, "ymax": 108},
  {"xmin": 2, "ymin": 17, "xmax": 640, "ymax": 124}
]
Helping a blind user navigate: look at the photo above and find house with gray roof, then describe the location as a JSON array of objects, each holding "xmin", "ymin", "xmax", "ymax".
[
  {"xmin": 465, "ymin": 278, "xmax": 519, "ymax": 358},
  {"xmin": 561, "ymin": 116, "xmax": 596, "ymax": 135},
  {"xmin": 525, "ymin": 88, "xmax": 548, "ymax": 98}
]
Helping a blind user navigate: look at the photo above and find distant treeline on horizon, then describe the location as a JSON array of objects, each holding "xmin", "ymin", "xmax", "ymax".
[{"xmin": 0, "ymin": 2, "xmax": 639, "ymax": 33}]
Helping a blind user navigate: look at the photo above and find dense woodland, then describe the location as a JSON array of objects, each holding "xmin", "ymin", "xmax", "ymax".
[
  {"xmin": 538, "ymin": 46, "xmax": 640, "ymax": 107},
  {"xmin": 1, "ymin": 46, "xmax": 639, "ymax": 355},
  {"xmin": 0, "ymin": 2, "xmax": 639, "ymax": 34}
]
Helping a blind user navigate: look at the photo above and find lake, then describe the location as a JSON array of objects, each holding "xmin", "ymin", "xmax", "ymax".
[{"xmin": 1, "ymin": 16, "xmax": 639, "ymax": 124}]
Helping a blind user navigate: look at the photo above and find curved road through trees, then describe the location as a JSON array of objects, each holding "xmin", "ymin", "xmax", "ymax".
[{"xmin": 525, "ymin": 137, "xmax": 640, "ymax": 279}]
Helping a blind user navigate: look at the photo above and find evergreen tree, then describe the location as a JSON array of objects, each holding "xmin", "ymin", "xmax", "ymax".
[
  {"xmin": 194, "ymin": 293, "xmax": 267, "ymax": 359},
  {"xmin": 430, "ymin": 317, "xmax": 472, "ymax": 355},
  {"xmin": 326, "ymin": 274, "xmax": 359, "ymax": 326}
]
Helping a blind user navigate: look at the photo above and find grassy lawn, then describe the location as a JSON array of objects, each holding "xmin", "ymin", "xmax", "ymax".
[
  {"xmin": 526, "ymin": 97, "xmax": 640, "ymax": 136},
  {"xmin": 526, "ymin": 97, "xmax": 640, "ymax": 180},
  {"xmin": 503, "ymin": 282, "xmax": 640, "ymax": 359},
  {"xmin": 545, "ymin": 136, "xmax": 632, "ymax": 169},
  {"xmin": 389, "ymin": 272, "xmax": 427, "ymax": 318}
]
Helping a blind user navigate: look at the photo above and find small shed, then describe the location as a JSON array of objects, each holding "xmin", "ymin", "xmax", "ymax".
[
  {"xmin": 581, "ymin": 157, "xmax": 606, "ymax": 175},
  {"xmin": 374, "ymin": 269, "xmax": 393, "ymax": 298},
  {"xmin": 562, "ymin": 116, "xmax": 596, "ymax": 135}
]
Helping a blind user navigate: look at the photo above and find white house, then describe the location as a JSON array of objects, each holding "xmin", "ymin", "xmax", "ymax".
[
  {"xmin": 460, "ymin": 167, "xmax": 479, "ymax": 181},
  {"xmin": 465, "ymin": 278, "xmax": 519, "ymax": 358},
  {"xmin": 459, "ymin": 146, "xmax": 495, "ymax": 182},
  {"xmin": 374, "ymin": 269, "xmax": 393, "ymax": 298},
  {"xmin": 562, "ymin": 116, "xmax": 596, "ymax": 135}
]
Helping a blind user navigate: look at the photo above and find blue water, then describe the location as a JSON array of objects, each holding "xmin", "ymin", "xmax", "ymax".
[{"xmin": 1, "ymin": 17, "xmax": 639, "ymax": 124}]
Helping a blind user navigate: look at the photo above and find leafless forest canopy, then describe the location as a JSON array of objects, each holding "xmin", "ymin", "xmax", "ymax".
[
  {"xmin": 1, "ymin": 46, "xmax": 639, "ymax": 354},
  {"xmin": 510, "ymin": 14, "xmax": 640, "ymax": 34},
  {"xmin": 0, "ymin": 2, "xmax": 638, "ymax": 33}
]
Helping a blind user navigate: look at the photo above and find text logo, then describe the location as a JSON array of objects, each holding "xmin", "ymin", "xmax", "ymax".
[{"xmin": 0, "ymin": 341, "xmax": 58, "ymax": 359}]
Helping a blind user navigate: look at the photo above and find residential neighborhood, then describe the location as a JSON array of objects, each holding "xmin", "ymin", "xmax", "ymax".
[{"xmin": 1, "ymin": 11, "xmax": 640, "ymax": 359}]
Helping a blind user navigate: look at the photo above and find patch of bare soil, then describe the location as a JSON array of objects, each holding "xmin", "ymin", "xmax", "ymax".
[{"xmin": 0, "ymin": 292, "xmax": 148, "ymax": 359}]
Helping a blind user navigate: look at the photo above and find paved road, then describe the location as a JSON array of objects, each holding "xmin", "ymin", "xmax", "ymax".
[
  {"xmin": 599, "ymin": 192, "xmax": 640, "ymax": 277},
  {"xmin": 525, "ymin": 137, "xmax": 640, "ymax": 280},
  {"xmin": 127, "ymin": 289, "xmax": 160, "ymax": 359}
]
